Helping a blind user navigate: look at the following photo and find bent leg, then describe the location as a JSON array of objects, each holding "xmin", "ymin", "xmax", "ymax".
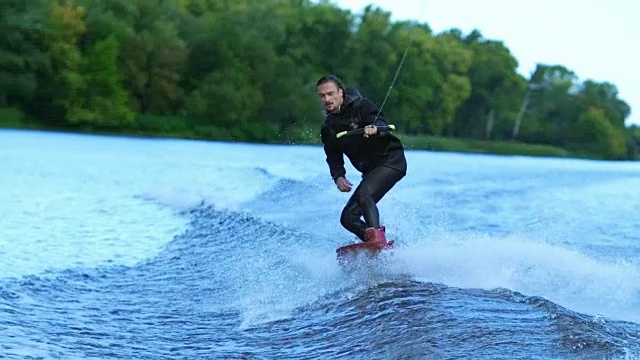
[
  {"xmin": 356, "ymin": 166, "xmax": 405, "ymax": 229},
  {"xmin": 338, "ymin": 166, "xmax": 405, "ymax": 241},
  {"xmin": 340, "ymin": 191, "xmax": 368, "ymax": 241}
]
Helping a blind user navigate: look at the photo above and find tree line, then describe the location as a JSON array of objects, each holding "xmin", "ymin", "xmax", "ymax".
[{"xmin": 2, "ymin": 0, "xmax": 638, "ymax": 159}]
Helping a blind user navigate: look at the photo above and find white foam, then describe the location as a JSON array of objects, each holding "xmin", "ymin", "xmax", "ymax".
[
  {"xmin": 389, "ymin": 232, "xmax": 640, "ymax": 323},
  {"xmin": 234, "ymin": 246, "xmax": 345, "ymax": 329}
]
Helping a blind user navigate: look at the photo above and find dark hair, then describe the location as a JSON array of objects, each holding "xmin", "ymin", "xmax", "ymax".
[{"xmin": 316, "ymin": 74, "xmax": 345, "ymax": 91}]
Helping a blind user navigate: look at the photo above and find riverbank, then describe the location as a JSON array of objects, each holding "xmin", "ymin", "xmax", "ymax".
[{"xmin": 2, "ymin": 118, "xmax": 599, "ymax": 160}]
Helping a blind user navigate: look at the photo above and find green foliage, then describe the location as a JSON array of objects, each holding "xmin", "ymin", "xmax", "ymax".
[
  {"xmin": 135, "ymin": 113, "xmax": 183, "ymax": 132},
  {"xmin": 571, "ymin": 107, "xmax": 627, "ymax": 159},
  {"xmin": 0, "ymin": 0, "xmax": 636, "ymax": 160},
  {"xmin": 0, "ymin": 107, "xmax": 26, "ymax": 127},
  {"xmin": 422, "ymin": 32, "xmax": 472, "ymax": 135},
  {"xmin": 43, "ymin": 1, "xmax": 86, "ymax": 119},
  {"xmin": 454, "ymin": 30, "xmax": 525, "ymax": 140},
  {"xmin": 627, "ymin": 125, "xmax": 640, "ymax": 159},
  {"xmin": 0, "ymin": 0, "xmax": 49, "ymax": 107},
  {"xmin": 67, "ymin": 35, "xmax": 135, "ymax": 128},
  {"xmin": 400, "ymin": 134, "xmax": 571, "ymax": 158}
]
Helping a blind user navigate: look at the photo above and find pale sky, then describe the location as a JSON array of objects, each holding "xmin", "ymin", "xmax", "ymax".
[{"xmin": 332, "ymin": 0, "xmax": 639, "ymax": 126}]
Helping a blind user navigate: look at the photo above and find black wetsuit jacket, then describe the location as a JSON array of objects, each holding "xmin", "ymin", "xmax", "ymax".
[{"xmin": 320, "ymin": 87, "xmax": 407, "ymax": 181}]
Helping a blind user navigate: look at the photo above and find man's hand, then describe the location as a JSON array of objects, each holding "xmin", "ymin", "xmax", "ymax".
[
  {"xmin": 335, "ymin": 176, "xmax": 353, "ymax": 192},
  {"xmin": 363, "ymin": 125, "xmax": 377, "ymax": 138}
]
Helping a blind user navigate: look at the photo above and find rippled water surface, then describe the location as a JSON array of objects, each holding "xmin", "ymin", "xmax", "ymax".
[{"xmin": 1, "ymin": 129, "xmax": 639, "ymax": 359}]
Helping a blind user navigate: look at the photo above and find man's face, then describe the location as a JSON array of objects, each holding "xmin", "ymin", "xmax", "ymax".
[{"xmin": 317, "ymin": 82, "xmax": 344, "ymax": 114}]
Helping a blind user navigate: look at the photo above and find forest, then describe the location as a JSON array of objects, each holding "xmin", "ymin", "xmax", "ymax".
[{"xmin": 2, "ymin": 0, "xmax": 639, "ymax": 160}]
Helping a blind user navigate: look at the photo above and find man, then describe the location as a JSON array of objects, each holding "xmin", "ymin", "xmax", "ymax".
[{"xmin": 317, "ymin": 74, "xmax": 407, "ymax": 246}]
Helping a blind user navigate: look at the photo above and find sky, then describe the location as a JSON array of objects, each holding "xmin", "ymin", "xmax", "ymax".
[{"xmin": 331, "ymin": 0, "xmax": 639, "ymax": 126}]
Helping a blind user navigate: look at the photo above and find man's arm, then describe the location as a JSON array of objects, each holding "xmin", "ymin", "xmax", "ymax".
[
  {"xmin": 323, "ymin": 144, "xmax": 346, "ymax": 181},
  {"xmin": 321, "ymin": 125, "xmax": 346, "ymax": 180},
  {"xmin": 358, "ymin": 99, "xmax": 392, "ymax": 136}
]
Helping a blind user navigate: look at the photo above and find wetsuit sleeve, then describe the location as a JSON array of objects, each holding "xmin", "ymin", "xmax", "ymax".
[
  {"xmin": 323, "ymin": 144, "xmax": 346, "ymax": 181},
  {"xmin": 321, "ymin": 126, "xmax": 346, "ymax": 181},
  {"xmin": 357, "ymin": 99, "xmax": 392, "ymax": 136}
]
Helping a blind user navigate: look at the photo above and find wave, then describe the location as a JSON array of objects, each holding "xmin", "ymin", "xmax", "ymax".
[
  {"xmin": 109, "ymin": 206, "xmax": 640, "ymax": 331},
  {"xmin": 135, "ymin": 166, "xmax": 322, "ymax": 213},
  {"xmin": 493, "ymin": 288, "xmax": 640, "ymax": 356},
  {"xmin": 1, "ymin": 205, "xmax": 639, "ymax": 359},
  {"xmin": 384, "ymin": 231, "xmax": 640, "ymax": 324}
]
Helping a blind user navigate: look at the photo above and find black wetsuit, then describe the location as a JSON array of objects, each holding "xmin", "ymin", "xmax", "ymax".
[{"xmin": 320, "ymin": 87, "xmax": 407, "ymax": 241}]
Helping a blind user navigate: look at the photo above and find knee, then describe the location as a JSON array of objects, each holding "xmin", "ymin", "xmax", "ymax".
[
  {"xmin": 355, "ymin": 191, "xmax": 374, "ymax": 207},
  {"xmin": 340, "ymin": 208, "xmax": 353, "ymax": 228}
]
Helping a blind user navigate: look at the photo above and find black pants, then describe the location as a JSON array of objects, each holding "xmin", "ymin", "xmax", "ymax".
[{"xmin": 340, "ymin": 165, "xmax": 405, "ymax": 241}]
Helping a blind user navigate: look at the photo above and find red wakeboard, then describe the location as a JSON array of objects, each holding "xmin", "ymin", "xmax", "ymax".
[{"xmin": 336, "ymin": 240, "xmax": 395, "ymax": 262}]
